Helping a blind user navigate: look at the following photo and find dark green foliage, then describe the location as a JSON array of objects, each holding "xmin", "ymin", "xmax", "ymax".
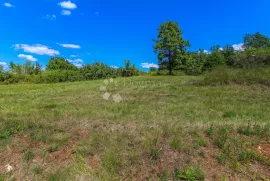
[
  {"xmin": 47, "ymin": 57, "xmax": 78, "ymax": 71},
  {"xmin": 203, "ymin": 51, "xmax": 226, "ymax": 71},
  {"xmin": 232, "ymin": 48, "xmax": 270, "ymax": 68},
  {"xmin": 244, "ymin": 32, "xmax": 270, "ymax": 49}
]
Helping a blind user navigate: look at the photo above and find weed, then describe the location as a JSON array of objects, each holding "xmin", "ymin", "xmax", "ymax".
[
  {"xmin": 238, "ymin": 150, "xmax": 263, "ymax": 163},
  {"xmin": 170, "ymin": 137, "xmax": 183, "ymax": 150},
  {"xmin": 216, "ymin": 153, "xmax": 228, "ymax": 165},
  {"xmin": 223, "ymin": 111, "xmax": 237, "ymax": 118},
  {"xmin": 32, "ymin": 165, "xmax": 43, "ymax": 174},
  {"xmin": 101, "ymin": 150, "xmax": 121, "ymax": 175},
  {"xmin": 24, "ymin": 151, "xmax": 35, "ymax": 162},
  {"xmin": 194, "ymin": 137, "xmax": 207, "ymax": 147},
  {"xmin": 149, "ymin": 148, "xmax": 161, "ymax": 161},
  {"xmin": 175, "ymin": 166, "xmax": 205, "ymax": 181},
  {"xmin": 213, "ymin": 126, "xmax": 232, "ymax": 149},
  {"xmin": 205, "ymin": 125, "xmax": 214, "ymax": 137}
]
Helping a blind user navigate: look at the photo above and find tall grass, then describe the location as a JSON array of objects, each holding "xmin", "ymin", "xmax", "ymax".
[{"xmin": 201, "ymin": 67, "xmax": 270, "ymax": 86}]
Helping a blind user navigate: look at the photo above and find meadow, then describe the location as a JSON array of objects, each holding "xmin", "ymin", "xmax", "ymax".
[{"xmin": 0, "ymin": 76, "xmax": 270, "ymax": 180}]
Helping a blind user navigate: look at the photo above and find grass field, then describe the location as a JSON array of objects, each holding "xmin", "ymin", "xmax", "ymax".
[{"xmin": 0, "ymin": 76, "xmax": 270, "ymax": 180}]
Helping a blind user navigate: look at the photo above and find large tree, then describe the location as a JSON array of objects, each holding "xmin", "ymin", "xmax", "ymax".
[
  {"xmin": 244, "ymin": 32, "xmax": 270, "ymax": 49},
  {"xmin": 154, "ymin": 20, "xmax": 190, "ymax": 75}
]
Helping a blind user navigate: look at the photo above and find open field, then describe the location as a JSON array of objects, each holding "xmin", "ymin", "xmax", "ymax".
[{"xmin": 0, "ymin": 76, "xmax": 270, "ymax": 180}]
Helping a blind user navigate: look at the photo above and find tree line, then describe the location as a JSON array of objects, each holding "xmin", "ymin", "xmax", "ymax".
[{"xmin": 153, "ymin": 21, "xmax": 270, "ymax": 75}]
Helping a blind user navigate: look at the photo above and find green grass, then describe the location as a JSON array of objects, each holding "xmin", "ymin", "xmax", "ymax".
[{"xmin": 0, "ymin": 76, "xmax": 270, "ymax": 180}]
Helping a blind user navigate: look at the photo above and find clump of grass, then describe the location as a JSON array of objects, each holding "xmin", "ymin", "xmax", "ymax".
[
  {"xmin": 205, "ymin": 125, "xmax": 214, "ymax": 137},
  {"xmin": 170, "ymin": 137, "xmax": 183, "ymax": 151},
  {"xmin": 101, "ymin": 150, "xmax": 121, "ymax": 175},
  {"xmin": 238, "ymin": 123, "xmax": 270, "ymax": 139},
  {"xmin": 32, "ymin": 165, "xmax": 43, "ymax": 174},
  {"xmin": 223, "ymin": 111, "xmax": 237, "ymax": 119},
  {"xmin": 238, "ymin": 150, "xmax": 263, "ymax": 163},
  {"xmin": 0, "ymin": 119, "xmax": 28, "ymax": 139},
  {"xmin": 75, "ymin": 131, "xmax": 109, "ymax": 156},
  {"xmin": 48, "ymin": 169, "xmax": 68, "ymax": 181},
  {"xmin": 194, "ymin": 136, "xmax": 207, "ymax": 148},
  {"xmin": 213, "ymin": 126, "xmax": 232, "ymax": 149},
  {"xmin": 149, "ymin": 148, "xmax": 161, "ymax": 161},
  {"xmin": 24, "ymin": 151, "xmax": 35, "ymax": 162},
  {"xmin": 47, "ymin": 134, "xmax": 70, "ymax": 153},
  {"xmin": 216, "ymin": 153, "xmax": 228, "ymax": 165},
  {"xmin": 174, "ymin": 166, "xmax": 205, "ymax": 181}
]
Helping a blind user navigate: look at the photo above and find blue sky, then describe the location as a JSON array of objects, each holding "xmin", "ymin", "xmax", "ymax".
[{"xmin": 0, "ymin": 0, "xmax": 270, "ymax": 70}]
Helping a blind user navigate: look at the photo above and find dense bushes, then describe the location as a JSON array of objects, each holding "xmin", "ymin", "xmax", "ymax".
[{"xmin": 0, "ymin": 58, "xmax": 142, "ymax": 84}]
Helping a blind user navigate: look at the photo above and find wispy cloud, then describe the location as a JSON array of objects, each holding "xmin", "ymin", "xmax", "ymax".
[
  {"xmin": 95, "ymin": 12, "xmax": 99, "ymax": 16},
  {"xmin": 232, "ymin": 43, "xmax": 244, "ymax": 51},
  {"xmin": 43, "ymin": 14, "xmax": 56, "ymax": 20},
  {"xmin": 3, "ymin": 3, "xmax": 14, "ymax": 7},
  {"xmin": 61, "ymin": 10, "xmax": 71, "ymax": 15},
  {"xmin": 0, "ymin": 62, "xmax": 7, "ymax": 66},
  {"xmin": 18, "ymin": 54, "xmax": 37, "ymax": 61},
  {"xmin": 58, "ymin": 1, "xmax": 77, "ymax": 9},
  {"xmin": 59, "ymin": 44, "xmax": 80, "ymax": 49},
  {"xmin": 68, "ymin": 58, "xmax": 83, "ymax": 68},
  {"xmin": 68, "ymin": 58, "xmax": 83, "ymax": 63},
  {"xmin": 70, "ymin": 55, "xmax": 77, "ymax": 58},
  {"xmin": 140, "ymin": 62, "xmax": 159, "ymax": 69},
  {"xmin": 110, "ymin": 66, "xmax": 119, "ymax": 69},
  {"xmin": 14, "ymin": 44, "xmax": 60, "ymax": 56}
]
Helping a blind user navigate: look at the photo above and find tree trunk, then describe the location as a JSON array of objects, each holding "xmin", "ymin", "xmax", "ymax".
[{"xmin": 168, "ymin": 51, "xmax": 172, "ymax": 75}]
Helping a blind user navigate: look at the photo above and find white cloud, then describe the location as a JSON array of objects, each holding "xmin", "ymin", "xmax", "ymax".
[
  {"xmin": 0, "ymin": 62, "xmax": 7, "ymax": 66},
  {"xmin": 14, "ymin": 44, "xmax": 60, "ymax": 56},
  {"xmin": 70, "ymin": 55, "xmax": 77, "ymax": 58},
  {"xmin": 232, "ymin": 43, "xmax": 244, "ymax": 51},
  {"xmin": 95, "ymin": 12, "xmax": 99, "ymax": 16},
  {"xmin": 68, "ymin": 58, "xmax": 83, "ymax": 68},
  {"xmin": 18, "ymin": 54, "xmax": 37, "ymax": 61},
  {"xmin": 59, "ymin": 43, "xmax": 80, "ymax": 49},
  {"xmin": 58, "ymin": 1, "xmax": 77, "ymax": 9},
  {"xmin": 110, "ymin": 66, "xmax": 119, "ymax": 69},
  {"xmin": 140, "ymin": 62, "xmax": 159, "ymax": 69},
  {"xmin": 73, "ymin": 63, "xmax": 83, "ymax": 68},
  {"xmin": 61, "ymin": 10, "xmax": 71, "ymax": 15},
  {"xmin": 3, "ymin": 3, "xmax": 14, "ymax": 7},
  {"xmin": 43, "ymin": 14, "xmax": 56, "ymax": 20},
  {"xmin": 73, "ymin": 59, "xmax": 83, "ymax": 63}
]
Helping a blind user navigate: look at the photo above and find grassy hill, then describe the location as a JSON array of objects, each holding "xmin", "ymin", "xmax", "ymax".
[{"xmin": 0, "ymin": 76, "xmax": 269, "ymax": 180}]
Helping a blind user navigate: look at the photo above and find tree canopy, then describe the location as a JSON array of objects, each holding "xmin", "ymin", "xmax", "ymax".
[{"xmin": 154, "ymin": 20, "xmax": 190, "ymax": 75}]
